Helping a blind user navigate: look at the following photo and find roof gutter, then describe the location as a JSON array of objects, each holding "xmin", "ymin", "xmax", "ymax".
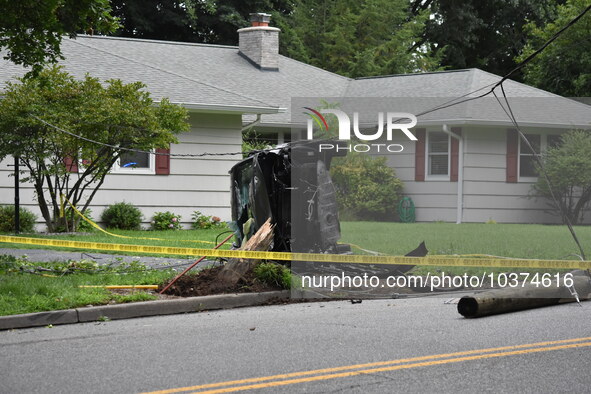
[{"xmin": 164, "ymin": 101, "xmax": 286, "ymax": 114}]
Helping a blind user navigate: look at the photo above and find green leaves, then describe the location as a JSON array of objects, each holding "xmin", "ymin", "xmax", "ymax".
[
  {"xmin": 0, "ymin": 67, "xmax": 189, "ymax": 231},
  {"xmin": 0, "ymin": 0, "xmax": 120, "ymax": 74},
  {"xmin": 532, "ymin": 130, "xmax": 591, "ymax": 224},
  {"xmin": 519, "ymin": 0, "xmax": 591, "ymax": 96},
  {"xmin": 330, "ymin": 153, "xmax": 404, "ymax": 221},
  {"xmin": 280, "ymin": 0, "xmax": 440, "ymax": 77}
]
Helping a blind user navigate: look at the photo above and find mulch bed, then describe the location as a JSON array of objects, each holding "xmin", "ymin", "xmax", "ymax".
[{"xmin": 159, "ymin": 266, "xmax": 282, "ymax": 297}]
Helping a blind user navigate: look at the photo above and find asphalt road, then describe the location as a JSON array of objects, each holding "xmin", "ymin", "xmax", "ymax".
[{"xmin": 1, "ymin": 297, "xmax": 590, "ymax": 394}]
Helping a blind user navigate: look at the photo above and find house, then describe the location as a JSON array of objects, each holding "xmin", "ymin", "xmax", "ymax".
[{"xmin": 1, "ymin": 13, "xmax": 590, "ymax": 228}]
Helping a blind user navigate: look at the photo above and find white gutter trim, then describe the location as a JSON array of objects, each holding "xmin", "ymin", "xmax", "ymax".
[
  {"xmin": 443, "ymin": 124, "xmax": 464, "ymax": 224},
  {"xmin": 416, "ymin": 119, "xmax": 590, "ymax": 129},
  {"xmin": 162, "ymin": 101, "xmax": 286, "ymax": 114},
  {"xmin": 257, "ymin": 119, "xmax": 591, "ymax": 129}
]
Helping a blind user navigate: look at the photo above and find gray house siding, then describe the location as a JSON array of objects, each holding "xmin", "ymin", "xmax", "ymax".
[
  {"xmin": 385, "ymin": 126, "xmax": 588, "ymax": 224},
  {"xmin": 0, "ymin": 113, "xmax": 242, "ymax": 230}
]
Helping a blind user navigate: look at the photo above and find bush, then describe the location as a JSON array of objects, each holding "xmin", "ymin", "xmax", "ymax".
[
  {"xmin": 152, "ymin": 211, "xmax": 182, "ymax": 230},
  {"xmin": 191, "ymin": 211, "xmax": 225, "ymax": 229},
  {"xmin": 532, "ymin": 129, "xmax": 591, "ymax": 225},
  {"xmin": 254, "ymin": 262, "xmax": 292, "ymax": 289},
  {"xmin": 0, "ymin": 205, "xmax": 37, "ymax": 233},
  {"xmin": 101, "ymin": 202, "xmax": 143, "ymax": 230},
  {"xmin": 65, "ymin": 208, "xmax": 95, "ymax": 232},
  {"xmin": 330, "ymin": 153, "xmax": 404, "ymax": 221}
]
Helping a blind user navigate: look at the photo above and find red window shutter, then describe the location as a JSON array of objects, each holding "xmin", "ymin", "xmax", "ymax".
[
  {"xmin": 506, "ymin": 129, "xmax": 518, "ymax": 183},
  {"xmin": 450, "ymin": 127, "xmax": 461, "ymax": 182},
  {"xmin": 64, "ymin": 156, "xmax": 78, "ymax": 173},
  {"xmin": 414, "ymin": 128, "xmax": 426, "ymax": 182},
  {"xmin": 155, "ymin": 147, "xmax": 171, "ymax": 175}
]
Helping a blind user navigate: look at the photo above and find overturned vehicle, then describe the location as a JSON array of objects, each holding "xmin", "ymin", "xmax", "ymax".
[
  {"xmin": 229, "ymin": 140, "xmax": 426, "ymax": 279},
  {"xmin": 229, "ymin": 140, "xmax": 348, "ymax": 254}
]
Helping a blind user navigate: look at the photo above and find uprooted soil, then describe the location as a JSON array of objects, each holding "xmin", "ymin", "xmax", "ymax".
[{"xmin": 159, "ymin": 266, "xmax": 283, "ymax": 297}]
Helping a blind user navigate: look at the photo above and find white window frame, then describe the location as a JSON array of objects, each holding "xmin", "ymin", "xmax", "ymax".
[
  {"xmin": 425, "ymin": 130, "xmax": 451, "ymax": 181},
  {"xmin": 112, "ymin": 150, "xmax": 156, "ymax": 175},
  {"xmin": 518, "ymin": 132, "xmax": 561, "ymax": 182}
]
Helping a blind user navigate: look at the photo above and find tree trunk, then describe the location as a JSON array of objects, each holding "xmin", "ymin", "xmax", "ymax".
[{"xmin": 214, "ymin": 219, "xmax": 274, "ymax": 289}]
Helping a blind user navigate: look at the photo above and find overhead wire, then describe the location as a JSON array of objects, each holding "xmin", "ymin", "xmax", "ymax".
[{"xmin": 494, "ymin": 83, "xmax": 588, "ymax": 260}]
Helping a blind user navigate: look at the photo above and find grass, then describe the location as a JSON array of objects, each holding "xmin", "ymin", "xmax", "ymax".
[
  {"xmin": 0, "ymin": 228, "xmax": 234, "ymax": 258},
  {"xmin": 1, "ymin": 222, "xmax": 589, "ymax": 261},
  {"xmin": 1, "ymin": 222, "xmax": 589, "ymax": 316},
  {"xmin": 0, "ymin": 255, "xmax": 175, "ymax": 316},
  {"xmin": 339, "ymin": 222, "xmax": 591, "ymax": 259},
  {"xmin": 339, "ymin": 222, "xmax": 591, "ymax": 275}
]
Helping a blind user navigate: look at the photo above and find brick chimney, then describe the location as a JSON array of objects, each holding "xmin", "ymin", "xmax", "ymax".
[{"xmin": 237, "ymin": 13, "xmax": 280, "ymax": 71}]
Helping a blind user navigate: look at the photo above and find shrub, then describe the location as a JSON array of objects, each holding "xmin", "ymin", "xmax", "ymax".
[
  {"xmin": 152, "ymin": 211, "xmax": 182, "ymax": 230},
  {"xmin": 0, "ymin": 205, "xmax": 37, "ymax": 233},
  {"xmin": 68, "ymin": 208, "xmax": 95, "ymax": 232},
  {"xmin": 531, "ymin": 129, "xmax": 591, "ymax": 225},
  {"xmin": 254, "ymin": 262, "xmax": 292, "ymax": 289},
  {"xmin": 191, "ymin": 211, "xmax": 225, "ymax": 229},
  {"xmin": 330, "ymin": 153, "xmax": 404, "ymax": 221},
  {"xmin": 101, "ymin": 202, "xmax": 143, "ymax": 230}
]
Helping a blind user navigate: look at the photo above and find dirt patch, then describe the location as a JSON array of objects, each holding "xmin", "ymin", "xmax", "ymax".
[{"xmin": 160, "ymin": 266, "xmax": 283, "ymax": 297}]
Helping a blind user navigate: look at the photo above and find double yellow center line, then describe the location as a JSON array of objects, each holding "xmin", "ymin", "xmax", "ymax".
[{"xmin": 142, "ymin": 336, "xmax": 591, "ymax": 394}]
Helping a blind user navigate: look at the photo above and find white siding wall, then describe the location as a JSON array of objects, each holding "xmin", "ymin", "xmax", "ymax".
[
  {"xmin": 0, "ymin": 112, "xmax": 243, "ymax": 230},
  {"xmin": 386, "ymin": 126, "xmax": 589, "ymax": 224}
]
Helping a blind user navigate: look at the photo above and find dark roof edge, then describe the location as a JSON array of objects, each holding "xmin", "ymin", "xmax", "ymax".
[{"xmin": 354, "ymin": 69, "xmax": 470, "ymax": 80}]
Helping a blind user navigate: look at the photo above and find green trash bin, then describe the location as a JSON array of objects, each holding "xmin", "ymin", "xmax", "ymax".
[{"xmin": 398, "ymin": 196, "xmax": 415, "ymax": 223}]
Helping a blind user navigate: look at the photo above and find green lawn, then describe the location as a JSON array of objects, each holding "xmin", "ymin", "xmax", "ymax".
[
  {"xmin": 0, "ymin": 228, "xmax": 235, "ymax": 257},
  {"xmin": 1, "ymin": 223, "xmax": 589, "ymax": 261},
  {"xmin": 1, "ymin": 222, "xmax": 589, "ymax": 316},
  {"xmin": 340, "ymin": 222, "xmax": 591, "ymax": 260},
  {"xmin": 0, "ymin": 256, "xmax": 176, "ymax": 316}
]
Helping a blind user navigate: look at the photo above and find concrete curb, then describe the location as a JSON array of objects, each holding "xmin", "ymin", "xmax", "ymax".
[{"xmin": 0, "ymin": 290, "xmax": 290, "ymax": 330}]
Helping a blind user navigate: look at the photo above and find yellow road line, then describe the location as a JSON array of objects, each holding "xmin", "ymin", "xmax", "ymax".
[
  {"xmin": 190, "ymin": 342, "xmax": 591, "ymax": 394},
  {"xmin": 141, "ymin": 336, "xmax": 591, "ymax": 394}
]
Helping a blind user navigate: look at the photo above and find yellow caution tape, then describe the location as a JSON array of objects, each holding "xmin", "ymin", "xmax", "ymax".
[
  {"xmin": 64, "ymin": 196, "xmax": 215, "ymax": 245},
  {"xmin": 1, "ymin": 235, "xmax": 590, "ymax": 270},
  {"xmin": 79, "ymin": 285, "xmax": 159, "ymax": 289}
]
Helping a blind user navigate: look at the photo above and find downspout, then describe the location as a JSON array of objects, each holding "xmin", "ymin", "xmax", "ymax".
[
  {"xmin": 241, "ymin": 114, "xmax": 262, "ymax": 132},
  {"xmin": 443, "ymin": 124, "xmax": 464, "ymax": 224}
]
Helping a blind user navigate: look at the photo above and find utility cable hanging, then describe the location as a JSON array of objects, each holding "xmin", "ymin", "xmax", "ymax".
[
  {"xmin": 493, "ymin": 83, "xmax": 587, "ymax": 261},
  {"xmin": 30, "ymin": 115, "xmax": 248, "ymax": 158}
]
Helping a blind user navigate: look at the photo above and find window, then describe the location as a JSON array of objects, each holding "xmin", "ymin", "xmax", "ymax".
[
  {"xmin": 113, "ymin": 150, "xmax": 155, "ymax": 174},
  {"xmin": 518, "ymin": 133, "xmax": 561, "ymax": 179},
  {"xmin": 519, "ymin": 134, "xmax": 540, "ymax": 178},
  {"xmin": 427, "ymin": 131, "xmax": 450, "ymax": 177}
]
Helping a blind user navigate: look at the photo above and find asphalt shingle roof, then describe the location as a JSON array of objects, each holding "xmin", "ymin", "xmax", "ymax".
[{"xmin": 1, "ymin": 35, "xmax": 589, "ymax": 128}]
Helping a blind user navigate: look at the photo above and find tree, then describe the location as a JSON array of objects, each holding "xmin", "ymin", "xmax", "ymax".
[
  {"xmin": 0, "ymin": 0, "xmax": 119, "ymax": 74},
  {"xmin": 330, "ymin": 153, "xmax": 404, "ymax": 221},
  {"xmin": 280, "ymin": 0, "xmax": 440, "ymax": 77},
  {"xmin": 518, "ymin": 0, "xmax": 591, "ymax": 96},
  {"xmin": 415, "ymin": 0, "xmax": 563, "ymax": 79},
  {"xmin": 111, "ymin": 0, "xmax": 294, "ymax": 45},
  {"xmin": 531, "ymin": 130, "xmax": 591, "ymax": 225},
  {"xmin": 0, "ymin": 67, "xmax": 189, "ymax": 232}
]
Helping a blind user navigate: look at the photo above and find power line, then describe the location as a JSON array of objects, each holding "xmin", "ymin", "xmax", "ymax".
[
  {"xmin": 31, "ymin": 115, "xmax": 246, "ymax": 158},
  {"xmin": 494, "ymin": 83, "xmax": 587, "ymax": 261}
]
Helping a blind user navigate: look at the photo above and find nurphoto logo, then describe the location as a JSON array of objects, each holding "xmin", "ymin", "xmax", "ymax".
[{"xmin": 303, "ymin": 107, "xmax": 418, "ymax": 153}]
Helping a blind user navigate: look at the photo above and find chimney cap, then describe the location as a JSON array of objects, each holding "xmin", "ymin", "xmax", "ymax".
[{"xmin": 250, "ymin": 12, "xmax": 272, "ymax": 26}]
